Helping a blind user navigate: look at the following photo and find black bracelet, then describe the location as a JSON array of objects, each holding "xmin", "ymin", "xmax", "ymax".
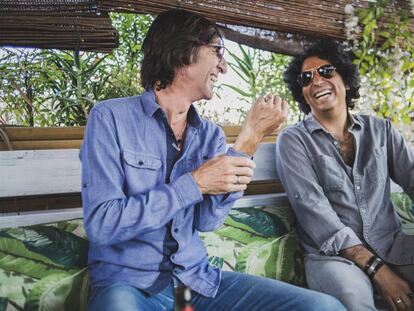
[{"xmin": 365, "ymin": 256, "xmax": 384, "ymax": 280}]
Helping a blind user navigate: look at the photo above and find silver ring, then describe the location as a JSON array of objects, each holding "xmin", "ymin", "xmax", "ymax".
[
  {"xmin": 395, "ymin": 298, "xmax": 403, "ymax": 304},
  {"xmin": 236, "ymin": 175, "xmax": 241, "ymax": 184}
]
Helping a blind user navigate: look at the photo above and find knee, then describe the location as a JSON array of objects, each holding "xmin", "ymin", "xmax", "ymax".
[
  {"xmin": 309, "ymin": 293, "xmax": 346, "ymax": 311},
  {"xmin": 89, "ymin": 284, "xmax": 142, "ymax": 311}
]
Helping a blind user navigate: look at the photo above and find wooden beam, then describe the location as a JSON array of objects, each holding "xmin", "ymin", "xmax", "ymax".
[{"xmin": 220, "ymin": 26, "xmax": 309, "ymax": 56}]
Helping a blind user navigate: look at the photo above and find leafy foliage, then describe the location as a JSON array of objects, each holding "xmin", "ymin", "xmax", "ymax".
[
  {"xmin": 345, "ymin": 1, "xmax": 414, "ymax": 125},
  {"xmin": 0, "ymin": 13, "xmax": 152, "ymax": 126},
  {"xmin": 222, "ymin": 44, "xmax": 300, "ymax": 123}
]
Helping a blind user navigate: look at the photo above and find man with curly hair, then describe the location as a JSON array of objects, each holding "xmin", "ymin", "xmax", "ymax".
[{"xmin": 277, "ymin": 39, "xmax": 414, "ymax": 311}]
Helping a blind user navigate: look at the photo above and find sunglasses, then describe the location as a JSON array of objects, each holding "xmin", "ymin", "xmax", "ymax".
[
  {"xmin": 297, "ymin": 65, "xmax": 336, "ymax": 87},
  {"xmin": 207, "ymin": 43, "xmax": 225, "ymax": 61}
]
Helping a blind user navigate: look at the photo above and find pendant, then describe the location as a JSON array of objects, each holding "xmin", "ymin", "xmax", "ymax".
[{"xmin": 172, "ymin": 142, "xmax": 181, "ymax": 151}]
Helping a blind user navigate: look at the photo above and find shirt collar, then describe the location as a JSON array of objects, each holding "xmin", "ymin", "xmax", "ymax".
[
  {"xmin": 304, "ymin": 112, "xmax": 362, "ymax": 134},
  {"xmin": 141, "ymin": 89, "xmax": 202, "ymax": 128}
]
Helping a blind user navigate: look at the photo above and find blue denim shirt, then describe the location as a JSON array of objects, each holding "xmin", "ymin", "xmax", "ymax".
[
  {"xmin": 276, "ymin": 113, "xmax": 414, "ymax": 265},
  {"xmin": 81, "ymin": 90, "xmax": 245, "ymax": 297}
]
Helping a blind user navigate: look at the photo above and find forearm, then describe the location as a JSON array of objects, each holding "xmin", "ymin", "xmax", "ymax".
[
  {"xmin": 233, "ymin": 127, "xmax": 263, "ymax": 156},
  {"xmin": 339, "ymin": 244, "xmax": 374, "ymax": 270},
  {"xmin": 84, "ymin": 173, "xmax": 202, "ymax": 245}
]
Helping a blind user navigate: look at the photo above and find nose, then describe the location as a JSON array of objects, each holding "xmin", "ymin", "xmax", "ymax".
[
  {"xmin": 311, "ymin": 72, "xmax": 324, "ymax": 85},
  {"xmin": 218, "ymin": 57, "xmax": 228, "ymax": 74}
]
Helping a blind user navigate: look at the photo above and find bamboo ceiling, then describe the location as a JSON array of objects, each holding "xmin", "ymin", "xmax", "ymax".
[
  {"xmin": 0, "ymin": 0, "xmax": 119, "ymax": 52},
  {"xmin": 0, "ymin": 0, "xmax": 412, "ymax": 54},
  {"xmin": 100, "ymin": 0, "xmax": 414, "ymax": 42}
]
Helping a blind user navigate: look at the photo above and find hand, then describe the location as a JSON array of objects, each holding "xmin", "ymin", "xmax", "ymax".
[
  {"xmin": 233, "ymin": 94, "xmax": 289, "ymax": 155},
  {"xmin": 191, "ymin": 155, "xmax": 256, "ymax": 195},
  {"xmin": 373, "ymin": 265, "xmax": 413, "ymax": 311}
]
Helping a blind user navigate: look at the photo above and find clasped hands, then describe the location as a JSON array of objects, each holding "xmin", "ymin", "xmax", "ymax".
[{"xmin": 191, "ymin": 94, "xmax": 288, "ymax": 195}]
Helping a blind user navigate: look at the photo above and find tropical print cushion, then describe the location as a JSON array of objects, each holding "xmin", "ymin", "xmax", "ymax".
[
  {"xmin": 1, "ymin": 195, "xmax": 413, "ymax": 311},
  {"xmin": 200, "ymin": 205, "xmax": 306, "ymax": 287},
  {"xmin": 391, "ymin": 192, "xmax": 414, "ymax": 234},
  {"xmin": 0, "ymin": 221, "xmax": 89, "ymax": 311}
]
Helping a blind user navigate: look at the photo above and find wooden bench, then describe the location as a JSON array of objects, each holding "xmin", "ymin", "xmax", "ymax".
[
  {"xmin": 0, "ymin": 142, "xmax": 288, "ymax": 228},
  {"xmin": 0, "ymin": 133, "xmax": 411, "ymax": 310},
  {"xmin": 0, "ymin": 136, "xmax": 301, "ymax": 311}
]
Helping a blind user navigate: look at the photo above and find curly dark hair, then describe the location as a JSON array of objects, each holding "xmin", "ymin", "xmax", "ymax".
[
  {"xmin": 140, "ymin": 9, "xmax": 222, "ymax": 90},
  {"xmin": 283, "ymin": 40, "xmax": 360, "ymax": 114}
]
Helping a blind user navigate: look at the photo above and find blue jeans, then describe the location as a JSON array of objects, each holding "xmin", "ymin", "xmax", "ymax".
[
  {"xmin": 305, "ymin": 254, "xmax": 414, "ymax": 311},
  {"xmin": 88, "ymin": 271, "xmax": 345, "ymax": 311}
]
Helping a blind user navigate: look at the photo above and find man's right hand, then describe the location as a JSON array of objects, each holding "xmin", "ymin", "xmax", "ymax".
[
  {"xmin": 191, "ymin": 155, "xmax": 255, "ymax": 195},
  {"xmin": 373, "ymin": 265, "xmax": 413, "ymax": 311}
]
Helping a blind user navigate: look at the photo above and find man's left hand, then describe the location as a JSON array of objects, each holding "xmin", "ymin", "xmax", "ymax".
[{"xmin": 233, "ymin": 94, "xmax": 288, "ymax": 156}]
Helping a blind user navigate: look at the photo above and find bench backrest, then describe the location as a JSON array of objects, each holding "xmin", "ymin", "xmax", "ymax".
[{"xmin": 0, "ymin": 143, "xmax": 287, "ymax": 228}]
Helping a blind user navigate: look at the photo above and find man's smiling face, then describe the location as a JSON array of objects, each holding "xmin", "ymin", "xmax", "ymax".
[{"xmin": 301, "ymin": 56, "xmax": 348, "ymax": 116}]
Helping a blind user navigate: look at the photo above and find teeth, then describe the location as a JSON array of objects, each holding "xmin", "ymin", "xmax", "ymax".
[{"xmin": 314, "ymin": 90, "xmax": 332, "ymax": 99}]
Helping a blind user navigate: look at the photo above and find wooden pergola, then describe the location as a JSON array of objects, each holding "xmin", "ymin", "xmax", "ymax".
[{"xmin": 1, "ymin": 0, "xmax": 413, "ymax": 55}]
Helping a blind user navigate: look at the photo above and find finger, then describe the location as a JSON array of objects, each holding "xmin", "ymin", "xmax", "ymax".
[
  {"xmin": 264, "ymin": 93, "xmax": 274, "ymax": 105},
  {"xmin": 395, "ymin": 298, "xmax": 406, "ymax": 311},
  {"xmin": 224, "ymin": 156, "xmax": 256, "ymax": 169},
  {"xmin": 234, "ymin": 175, "xmax": 251, "ymax": 185},
  {"xmin": 402, "ymin": 294, "xmax": 412, "ymax": 310},
  {"xmin": 272, "ymin": 96, "xmax": 282, "ymax": 110},
  {"xmin": 232, "ymin": 167, "xmax": 254, "ymax": 177},
  {"xmin": 281, "ymin": 99, "xmax": 289, "ymax": 115},
  {"xmin": 227, "ymin": 183, "xmax": 248, "ymax": 193},
  {"xmin": 385, "ymin": 296, "xmax": 398, "ymax": 311}
]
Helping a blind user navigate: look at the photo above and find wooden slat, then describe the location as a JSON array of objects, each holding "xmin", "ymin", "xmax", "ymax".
[
  {"xmin": 0, "ymin": 143, "xmax": 279, "ymax": 198},
  {"xmin": 0, "ymin": 191, "xmax": 291, "ymax": 228},
  {"xmin": 0, "ymin": 126, "xmax": 277, "ymax": 150},
  {"xmin": 1, "ymin": 126, "xmax": 85, "ymax": 141},
  {"xmin": 0, "ymin": 139, "xmax": 83, "ymax": 151},
  {"xmin": 0, "ymin": 193, "xmax": 81, "ymax": 214},
  {"xmin": 0, "ymin": 208, "xmax": 83, "ymax": 229},
  {"xmin": 0, "ymin": 149, "xmax": 81, "ymax": 198}
]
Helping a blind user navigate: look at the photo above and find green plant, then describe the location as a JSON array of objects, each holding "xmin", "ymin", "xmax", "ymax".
[
  {"xmin": 345, "ymin": 1, "xmax": 414, "ymax": 125},
  {"xmin": 221, "ymin": 44, "xmax": 299, "ymax": 124},
  {"xmin": 0, "ymin": 13, "xmax": 152, "ymax": 126}
]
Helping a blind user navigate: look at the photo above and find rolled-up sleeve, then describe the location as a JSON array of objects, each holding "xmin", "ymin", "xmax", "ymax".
[{"xmin": 276, "ymin": 129, "xmax": 362, "ymax": 255}]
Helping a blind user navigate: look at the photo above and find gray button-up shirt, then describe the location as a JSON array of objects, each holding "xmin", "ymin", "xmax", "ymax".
[{"xmin": 276, "ymin": 113, "xmax": 414, "ymax": 265}]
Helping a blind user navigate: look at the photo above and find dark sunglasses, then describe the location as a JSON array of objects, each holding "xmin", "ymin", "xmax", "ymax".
[
  {"xmin": 297, "ymin": 65, "xmax": 336, "ymax": 87},
  {"xmin": 207, "ymin": 43, "xmax": 225, "ymax": 61}
]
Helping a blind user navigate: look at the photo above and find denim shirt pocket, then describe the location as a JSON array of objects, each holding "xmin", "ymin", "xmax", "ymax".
[
  {"xmin": 313, "ymin": 154, "xmax": 345, "ymax": 193},
  {"xmin": 366, "ymin": 146, "xmax": 388, "ymax": 185},
  {"xmin": 122, "ymin": 149, "xmax": 162, "ymax": 193}
]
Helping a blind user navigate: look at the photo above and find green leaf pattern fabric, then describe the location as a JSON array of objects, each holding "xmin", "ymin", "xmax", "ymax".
[
  {"xmin": 1, "ymin": 195, "xmax": 413, "ymax": 310},
  {"xmin": 200, "ymin": 206, "xmax": 305, "ymax": 286}
]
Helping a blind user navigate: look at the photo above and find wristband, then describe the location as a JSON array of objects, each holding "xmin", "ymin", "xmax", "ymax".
[{"xmin": 365, "ymin": 256, "xmax": 384, "ymax": 280}]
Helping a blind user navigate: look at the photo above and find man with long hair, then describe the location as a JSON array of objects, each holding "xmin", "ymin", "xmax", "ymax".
[{"xmin": 81, "ymin": 9, "xmax": 344, "ymax": 311}]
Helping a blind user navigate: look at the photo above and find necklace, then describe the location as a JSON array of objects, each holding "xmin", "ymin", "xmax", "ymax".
[{"xmin": 172, "ymin": 122, "xmax": 187, "ymax": 152}]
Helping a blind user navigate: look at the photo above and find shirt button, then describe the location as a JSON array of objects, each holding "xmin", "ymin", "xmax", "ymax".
[
  {"xmin": 356, "ymin": 185, "xmax": 360, "ymax": 190},
  {"xmin": 138, "ymin": 161, "xmax": 144, "ymax": 166},
  {"xmin": 361, "ymin": 208, "xmax": 366, "ymax": 213},
  {"xmin": 174, "ymin": 228, "xmax": 179, "ymax": 233},
  {"xmin": 333, "ymin": 141, "xmax": 339, "ymax": 145}
]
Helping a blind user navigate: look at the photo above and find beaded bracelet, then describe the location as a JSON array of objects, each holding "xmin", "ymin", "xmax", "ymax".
[{"xmin": 365, "ymin": 256, "xmax": 384, "ymax": 280}]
